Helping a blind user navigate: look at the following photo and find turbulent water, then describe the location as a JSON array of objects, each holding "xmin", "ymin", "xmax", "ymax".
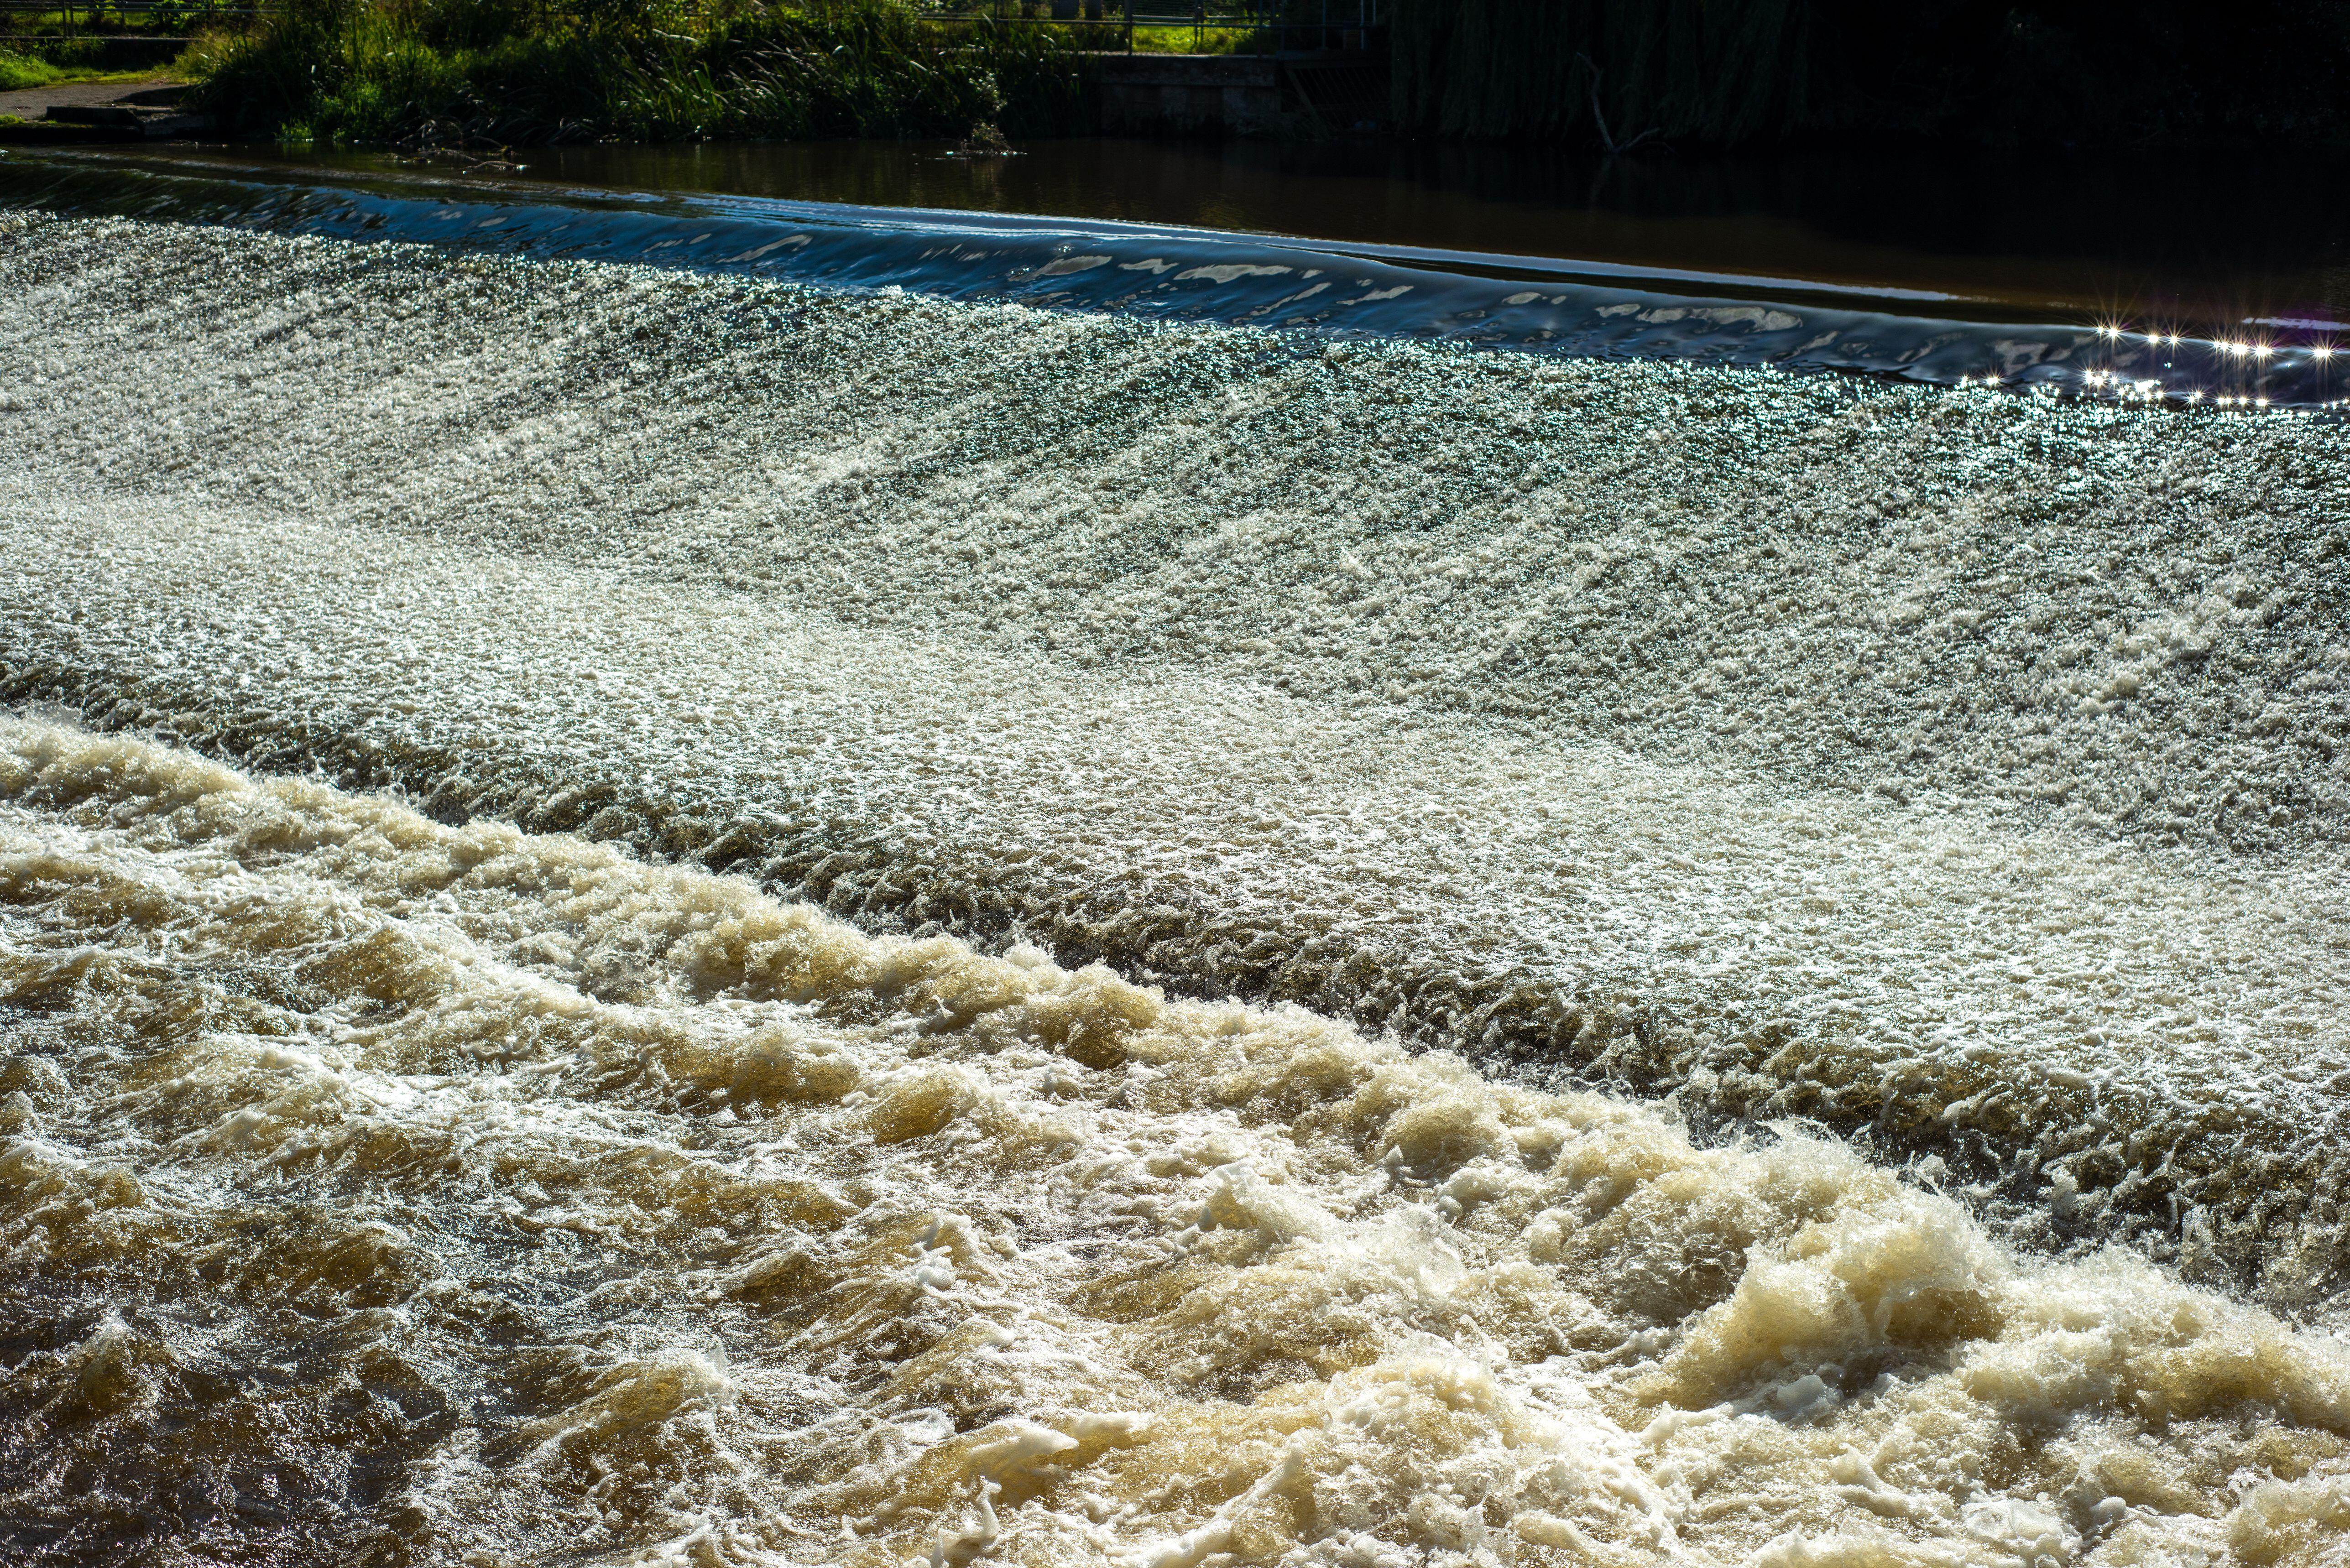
[{"xmin": 5, "ymin": 198, "xmax": 2350, "ymax": 1564}]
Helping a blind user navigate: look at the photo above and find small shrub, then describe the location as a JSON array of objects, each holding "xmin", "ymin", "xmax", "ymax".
[{"xmin": 0, "ymin": 48, "xmax": 62, "ymax": 91}]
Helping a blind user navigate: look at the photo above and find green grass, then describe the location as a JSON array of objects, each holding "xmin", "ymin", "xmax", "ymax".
[
  {"xmin": 0, "ymin": 57, "xmax": 177, "ymax": 93},
  {"xmin": 183, "ymin": 0, "xmax": 1094, "ymax": 146},
  {"xmin": 1125, "ymin": 24, "xmax": 1263, "ymax": 54},
  {"xmin": 0, "ymin": 20, "xmax": 193, "ymax": 81},
  {"xmin": 0, "ymin": 48, "xmax": 63, "ymax": 89}
]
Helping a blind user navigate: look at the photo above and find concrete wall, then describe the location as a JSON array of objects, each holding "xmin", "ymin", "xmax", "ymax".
[{"xmin": 1094, "ymin": 55, "xmax": 1305, "ymax": 139}]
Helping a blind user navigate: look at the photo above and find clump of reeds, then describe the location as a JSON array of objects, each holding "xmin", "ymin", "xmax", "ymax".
[{"xmin": 0, "ymin": 48, "xmax": 58, "ymax": 91}]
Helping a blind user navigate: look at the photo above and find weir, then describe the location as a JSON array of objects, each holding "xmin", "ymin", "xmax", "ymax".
[{"xmin": 5, "ymin": 195, "xmax": 2350, "ymax": 1295}]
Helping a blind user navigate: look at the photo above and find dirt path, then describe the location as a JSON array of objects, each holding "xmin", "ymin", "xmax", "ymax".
[
  {"xmin": 0, "ymin": 78, "xmax": 202, "ymax": 141},
  {"xmin": 0, "ymin": 76, "xmax": 184, "ymax": 112}
]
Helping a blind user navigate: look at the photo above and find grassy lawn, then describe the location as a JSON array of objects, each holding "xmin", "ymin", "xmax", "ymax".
[
  {"xmin": 1, "ymin": 18, "xmax": 194, "ymax": 89},
  {"xmin": 0, "ymin": 54, "xmax": 178, "ymax": 89},
  {"xmin": 1124, "ymin": 24, "xmax": 1265, "ymax": 53}
]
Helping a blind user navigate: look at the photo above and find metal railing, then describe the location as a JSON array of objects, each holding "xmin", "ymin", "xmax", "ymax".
[
  {"xmin": 0, "ymin": 0, "xmax": 266, "ymax": 24},
  {"xmin": 0, "ymin": 0, "xmax": 1385, "ymax": 47}
]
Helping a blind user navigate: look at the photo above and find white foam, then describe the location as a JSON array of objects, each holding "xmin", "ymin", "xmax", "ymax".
[
  {"xmin": 6, "ymin": 209, "xmax": 2350, "ymax": 1287},
  {"xmin": 0, "ymin": 719, "xmax": 2345, "ymax": 1564}
]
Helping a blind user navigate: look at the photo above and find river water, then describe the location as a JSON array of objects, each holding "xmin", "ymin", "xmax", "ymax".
[
  {"xmin": 3, "ymin": 150, "xmax": 2350, "ymax": 1565},
  {"xmin": 500, "ymin": 136, "xmax": 2350, "ymax": 328}
]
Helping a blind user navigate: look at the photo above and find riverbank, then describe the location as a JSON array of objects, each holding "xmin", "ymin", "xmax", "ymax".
[
  {"xmin": 16, "ymin": 0, "xmax": 2347, "ymax": 153},
  {"xmin": 1389, "ymin": 0, "xmax": 2350, "ymax": 151},
  {"xmin": 0, "ymin": 78, "xmax": 211, "ymax": 144}
]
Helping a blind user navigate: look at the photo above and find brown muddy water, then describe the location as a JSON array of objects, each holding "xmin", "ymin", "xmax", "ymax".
[{"xmin": 3, "ymin": 156, "xmax": 2350, "ymax": 1566}]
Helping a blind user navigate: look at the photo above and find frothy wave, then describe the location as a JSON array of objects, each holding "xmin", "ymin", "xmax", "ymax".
[{"xmin": 3, "ymin": 717, "xmax": 2347, "ymax": 1565}]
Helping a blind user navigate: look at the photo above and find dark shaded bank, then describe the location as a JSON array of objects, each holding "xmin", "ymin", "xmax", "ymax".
[
  {"xmin": 1389, "ymin": 0, "xmax": 2350, "ymax": 150},
  {"xmin": 171, "ymin": 0, "xmax": 2350, "ymax": 153}
]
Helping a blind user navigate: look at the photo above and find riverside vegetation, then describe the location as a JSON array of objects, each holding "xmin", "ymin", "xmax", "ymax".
[
  {"xmin": 178, "ymin": 0, "xmax": 1094, "ymax": 146},
  {"xmin": 18, "ymin": 0, "xmax": 2342, "ymax": 150}
]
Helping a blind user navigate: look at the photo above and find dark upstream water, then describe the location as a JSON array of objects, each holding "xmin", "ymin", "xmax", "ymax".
[
  {"xmin": 502, "ymin": 136, "xmax": 2350, "ymax": 328},
  {"xmin": 6, "ymin": 140, "xmax": 2350, "ymax": 1566},
  {"xmin": 7, "ymin": 143, "xmax": 2350, "ymax": 406}
]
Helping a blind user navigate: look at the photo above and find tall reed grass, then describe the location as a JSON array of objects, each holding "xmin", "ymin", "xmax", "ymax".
[
  {"xmin": 0, "ymin": 48, "xmax": 61, "ymax": 90},
  {"xmin": 185, "ymin": 0, "xmax": 1093, "ymax": 146}
]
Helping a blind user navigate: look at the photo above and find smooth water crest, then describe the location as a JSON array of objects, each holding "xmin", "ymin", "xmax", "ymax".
[
  {"xmin": 4, "ymin": 147, "xmax": 2342, "ymax": 407},
  {"xmin": 3, "ymin": 162, "xmax": 2350, "ymax": 1566},
  {"xmin": 477, "ymin": 135, "xmax": 2350, "ymax": 331}
]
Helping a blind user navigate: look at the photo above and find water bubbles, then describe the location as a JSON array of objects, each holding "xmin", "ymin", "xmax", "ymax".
[
  {"xmin": 5, "ymin": 719, "xmax": 2350, "ymax": 1568},
  {"xmin": 6, "ymin": 208, "xmax": 2350, "ymax": 1315}
]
